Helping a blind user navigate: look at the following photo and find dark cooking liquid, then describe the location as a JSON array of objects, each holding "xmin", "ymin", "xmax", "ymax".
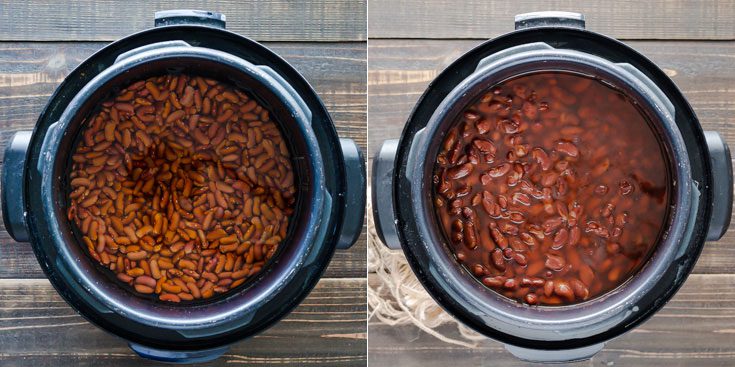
[{"xmin": 432, "ymin": 71, "xmax": 671, "ymax": 306}]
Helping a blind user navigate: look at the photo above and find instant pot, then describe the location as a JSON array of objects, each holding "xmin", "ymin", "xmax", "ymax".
[
  {"xmin": 372, "ymin": 11, "xmax": 732, "ymax": 362},
  {"xmin": 1, "ymin": 10, "xmax": 366, "ymax": 363}
]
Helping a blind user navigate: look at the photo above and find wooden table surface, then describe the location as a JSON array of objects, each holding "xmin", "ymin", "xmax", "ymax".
[
  {"xmin": 0, "ymin": 1, "xmax": 367, "ymax": 366},
  {"xmin": 368, "ymin": 1, "xmax": 735, "ymax": 366}
]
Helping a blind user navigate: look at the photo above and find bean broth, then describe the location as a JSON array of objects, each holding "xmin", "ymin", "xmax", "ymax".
[{"xmin": 433, "ymin": 71, "xmax": 671, "ymax": 306}]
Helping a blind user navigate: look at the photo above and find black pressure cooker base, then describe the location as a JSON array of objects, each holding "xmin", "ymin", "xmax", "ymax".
[
  {"xmin": 23, "ymin": 24, "xmax": 347, "ymax": 352},
  {"xmin": 392, "ymin": 26, "xmax": 713, "ymax": 350}
]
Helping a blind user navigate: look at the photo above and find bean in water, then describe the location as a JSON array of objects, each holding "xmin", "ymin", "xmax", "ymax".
[
  {"xmin": 67, "ymin": 74, "xmax": 296, "ymax": 303},
  {"xmin": 433, "ymin": 71, "xmax": 671, "ymax": 306}
]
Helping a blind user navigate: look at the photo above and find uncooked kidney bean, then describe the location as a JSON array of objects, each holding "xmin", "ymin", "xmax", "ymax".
[
  {"xmin": 433, "ymin": 71, "xmax": 670, "ymax": 306},
  {"xmin": 67, "ymin": 74, "xmax": 296, "ymax": 303}
]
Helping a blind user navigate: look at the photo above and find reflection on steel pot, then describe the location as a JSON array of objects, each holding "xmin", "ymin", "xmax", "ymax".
[
  {"xmin": 1, "ymin": 10, "xmax": 365, "ymax": 364},
  {"xmin": 372, "ymin": 11, "xmax": 732, "ymax": 363}
]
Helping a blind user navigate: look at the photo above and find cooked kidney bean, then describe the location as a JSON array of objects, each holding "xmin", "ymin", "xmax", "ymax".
[
  {"xmin": 433, "ymin": 71, "xmax": 670, "ymax": 306},
  {"xmin": 67, "ymin": 74, "xmax": 296, "ymax": 303}
]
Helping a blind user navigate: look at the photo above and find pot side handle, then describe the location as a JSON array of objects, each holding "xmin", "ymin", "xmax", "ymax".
[
  {"xmin": 154, "ymin": 10, "xmax": 226, "ymax": 29},
  {"xmin": 371, "ymin": 139, "xmax": 401, "ymax": 250},
  {"xmin": 505, "ymin": 343, "xmax": 605, "ymax": 363},
  {"xmin": 114, "ymin": 40, "xmax": 192, "ymax": 64},
  {"xmin": 336, "ymin": 138, "xmax": 366, "ymax": 249},
  {"xmin": 514, "ymin": 11, "xmax": 586, "ymax": 30},
  {"xmin": 116, "ymin": 10, "xmax": 226, "ymax": 64},
  {"xmin": 704, "ymin": 131, "xmax": 733, "ymax": 241},
  {"xmin": 129, "ymin": 343, "xmax": 228, "ymax": 364},
  {"xmin": 1, "ymin": 131, "xmax": 32, "ymax": 242}
]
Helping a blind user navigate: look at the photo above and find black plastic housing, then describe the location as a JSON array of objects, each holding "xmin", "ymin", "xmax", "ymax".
[
  {"xmin": 371, "ymin": 13, "xmax": 732, "ymax": 362},
  {"xmin": 0, "ymin": 10, "xmax": 366, "ymax": 363}
]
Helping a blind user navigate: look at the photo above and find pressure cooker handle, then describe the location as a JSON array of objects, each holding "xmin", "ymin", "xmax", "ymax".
[
  {"xmin": 114, "ymin": 40, "xmax": 192, "ymax": 64},
  {"xmin": 255, "ymin": 65, "xmax": 313, "ymax": 125},
  {"xmin": 514, "ymin": 11, "xmax": 586, "ymax": 30},
  {"xmin": 704, "ymin": 131, "xmax": 733, "ymax": 241},
  {"xmin": 154, "ymin": 10, "xmax": 226, "ymax": 29},
  {"xmin": 129, "ymin": 343, "xmax": 228, "ymax": 364},
  {"xmin": 336, "ymin": 138, "xmax": 366, "ymax": 250},
  {"xmin": 371, "ymin": 139, "xmax": 401, "ymax": 250},
  {"xmin": 1, "ymin": 131, "xmax": 32, "ymax": 242},
  {"xmin": 504, "ymin": 343, "xmax": 605, "ymax": 363}
]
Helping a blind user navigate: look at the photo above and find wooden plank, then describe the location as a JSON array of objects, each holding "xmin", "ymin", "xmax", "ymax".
[
  {"xmin": 367, "ymin": 39, "xmax": 735, "ymax": 274},
  {"xmin": 0, "ymin": 1, "xmax": 366, "ymax": 42},
  {"xmin": 368, "ymin": 274, "xmax": 735, "ymax": 366},
  {"xmin": 0, "ymin": 229, "xmax": 366, "ymax": 279},
  {"xmin": 0, "ymin": 42, "xmax": 366, "ymax": 149},
  {"xmin": 0, "ymin": 277, "xmax": 366, "ymax": 366},
  {"xmin": 368, "ymin": 0, "xmax": 735, "ymax": 40},
  {"xmin": 0, "ymin": 41, "xmax": 366, "ymax": 278}
]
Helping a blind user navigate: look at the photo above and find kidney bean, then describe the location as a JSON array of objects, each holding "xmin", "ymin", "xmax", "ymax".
[
  {"xmin": 608, "ymin": 267, "xmax": 622, "ymax": 282},
  {"xmin": 525, "ymin": 293, "xmax": 539, "ymax": 305},
  {"xmin": 497, "ymin": 195, "xmax": 508, "ymax": 209},
  {"xmin": 543, "ymin": 280, "xmax": 554, "ymax": 297},
  {"xmin": 68, "ymin": 74, "xmax": 296, "ymax": 303},
  {"xmin": 464, "ymin": 111, "xmax": 480, "ymax": 121},
  {"xmin": 507, "ymin": 238, "xmax": 527, "ymax": 253},
  {"xmin": 519, "ymin": 232, "xmax": 537, "ymax": 248},
  {"xmin": 487, "ymin": 163, "xmax": 512, "ymax": 178},
  {"xmin": 473, "ymin": 139, "xmax": 496, "ymax": 154},
  {"xmin": 568, "ymin": 226, "xmax": 581, "ymax": 246},
  {"xmin": 552, "ymin": 228, "xmax": 568, "ymax": 249},
  {"xmin": 619, "ymin": 180, "xmax": 635, "ymax": 195},
  {"xmin": 568, "ymin": 279, "xmax": 588, "ymax": 302},
  {"xmin": 542, "ymin": 217, "xmax": 564, "ymax": 235},
  {"xmin": 594, "ymin": 185, "xmax": 609, "ymax": 195},
  {"xmin": 160, "ymin": 293, "xmax": 181, "ymax": 303},
  {"xmin": 531, "ymin": 148, "xmax": 552, "ymax": 171},
  {"xmin": 556, "ymin": 141, "xmax": 579, "ymax": 157},
  {"xmin": 463, "ymin": 221, "xmax": 478, "ymax": 249},
  {"xmin": 521, "ymin": 101, "xmax": 538, "ymax": 119},
  {"xmin": 511, "ymin": 192, "xmax": 531, "ymax": 206},
  {"xmin": 545, "ymin": 254, "xmax": 566, "ymax": 271},
  {"xmin": 491, "ymin": 249, "xmax": 506, "ymax": 271},
  {"xmin": 508, "ymin": 211, "xmax": 526, "ymax": 224},
  {"xmin": 554, "ymin": 280, "xmax": 575, "ymax": 302},
  {"xmin": 482, "ymin": 276, "xmax": 505, "ymax": 287},
  {"xmin": 447, "ymin": 163, "xmax": 474, "ymax": 179},
  {"xmin": 476, "ymin": 119, "xmax": 493, "ymax": 134},
  {"xmin": 499, "ymin": 221, "xmax": 519, "ymax": 236},
  {"xmin": 472, "ymin": 264, "xmax": 487, "ymax": 277},
  {"xmin": 540, "ymin": 172, "xmax": 559, "ymax": 187},
  {"xmin": 490, "ymin": 226, "xmax": 508, "ymax": 249},
  {"xmin": 577, "ymin": 265, "xmax": 594, "ymax": 287},
  {"xmin": 134, "ymin": 284, "xmax": 154, "ymax": 294},
  {"xmin": 433, "ymin": 72, "xmax": 670, "ymax": 306},
  {"xmin": 512, "ymin": 252, "xmax": 528, "ymax": 266}
]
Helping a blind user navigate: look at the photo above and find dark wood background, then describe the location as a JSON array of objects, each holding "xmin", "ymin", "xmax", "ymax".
[
  {"xmin": 0, "ymin": 1, "xmax": 367, "ymax": 366},
  {"xmin": 368, "ymin": 1, "xmax": 735, "ymax": 366}
]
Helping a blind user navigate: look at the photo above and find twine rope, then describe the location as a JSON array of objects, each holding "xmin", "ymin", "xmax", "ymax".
[{"xmin": 367, "ymin": 192, "xmax": 484, "ymax": 347}]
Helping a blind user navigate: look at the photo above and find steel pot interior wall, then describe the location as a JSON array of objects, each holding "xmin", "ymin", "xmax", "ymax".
[
  {"xmin": 35, "ymin": 56, "xmax": 324, "ymax": 349},
  {"xmin": 425, "ymin": 63, "xmax": 680, "ymax": 312},
  {"xmin": 412, "ymin": 60, "xmax": 687, "ymax": 340},
  {"xmin": 71, "ymin": 56, "xmax": 314, "ymax": 296}
]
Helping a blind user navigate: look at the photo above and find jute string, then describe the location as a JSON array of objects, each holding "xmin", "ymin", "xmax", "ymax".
[{"xmin": 367, "ymin": 190, "xmax": 484, "ymax": 347}]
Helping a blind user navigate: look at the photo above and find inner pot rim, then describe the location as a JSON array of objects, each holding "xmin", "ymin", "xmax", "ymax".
[
  {"xmin": 37, "ymin": 45, "xmax": 330, "ymax": 328},
  {"xmin": 404, "ymin": 50, "xmax": 694, "ymax": 340}
]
